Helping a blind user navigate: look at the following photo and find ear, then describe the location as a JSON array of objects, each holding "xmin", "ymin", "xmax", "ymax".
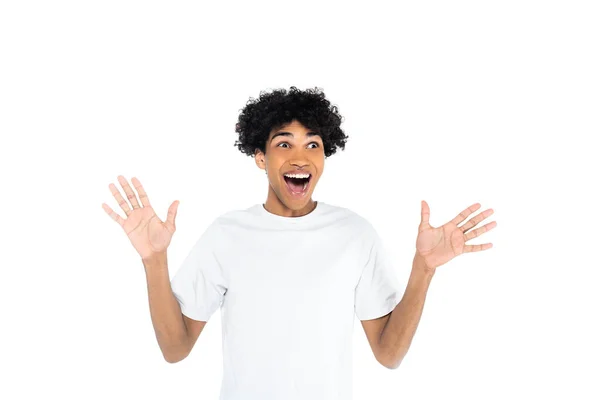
[{"xmin": 254, "ymin": 149, "xmax": 266, "ymax": 170}]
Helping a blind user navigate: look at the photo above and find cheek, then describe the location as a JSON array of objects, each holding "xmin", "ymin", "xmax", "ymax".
[{"xmin": 267, "ymin": 157, "xmax": 286, "ymax": 173}]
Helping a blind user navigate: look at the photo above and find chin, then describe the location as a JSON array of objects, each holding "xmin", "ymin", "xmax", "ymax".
[{"xmin": 278, "ymin": 191, "xmax": 313, "ymax": 210}]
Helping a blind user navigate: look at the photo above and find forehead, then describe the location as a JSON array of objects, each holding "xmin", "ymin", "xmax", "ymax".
[{"xmin": 269, "ymin": 120, "xmax": 321, "ymax": 141}]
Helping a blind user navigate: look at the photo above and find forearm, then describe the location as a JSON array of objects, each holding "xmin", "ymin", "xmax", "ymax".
[
  {"xmin": 379, "ymin": 252, "xmax": 435, "ymax": 368},
  {"xmin": 143, "ymin": 252, "xmax": 189, "ymax": 362}
]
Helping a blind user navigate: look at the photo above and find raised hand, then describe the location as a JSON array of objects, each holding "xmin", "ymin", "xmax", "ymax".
[
  {"xmin": 416, "ymin": 201, "xmax": 497, "ymax": 271},
  {"xmin": 102, "ymin": 175, "xmax": 180, "ymax": 260}
]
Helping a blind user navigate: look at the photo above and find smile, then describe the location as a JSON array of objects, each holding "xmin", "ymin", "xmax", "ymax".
[{"xmin": 283, "ymin": 174, "xmax": 312, "ymax": 197}]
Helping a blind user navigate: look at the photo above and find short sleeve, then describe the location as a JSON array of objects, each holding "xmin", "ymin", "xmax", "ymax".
[
  {"xmin": 354, "ymin": 227, "xmax": 403, "ymax": 321},
  {"xmin": 170, "ymin": 219, "xmax": 227, "ymax": 322}
]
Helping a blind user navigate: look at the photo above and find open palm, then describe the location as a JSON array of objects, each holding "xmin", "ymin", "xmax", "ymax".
[
  {"xmin": 102, "ymin": 175, "xmax": 180, "ymax": 260},
  {"xmin": 416, "ymin": 200, "xmax": 497, "ymax": 271}
]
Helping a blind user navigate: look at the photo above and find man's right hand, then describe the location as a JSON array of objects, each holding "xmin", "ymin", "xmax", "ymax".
[{"xmin": 102, "ymin": 175, "xmax": 180, "ymax": 260}]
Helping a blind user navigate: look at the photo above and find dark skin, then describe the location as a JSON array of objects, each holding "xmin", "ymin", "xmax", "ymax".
[
  {"xmin": 105, "ymin": 120, "xmax": 496, "ymax": 367},
  {"xmin": 103, "ymin": 120, "xmax": 428, "ymax": 367},
  {"xmin": 254, "ymin": 119, "xmax": 323, "ymax": 218},
  {"xmin": 255, "ymin": 119, "xmax": 393, "ymax": 367},
  {"xmin": 104, "ymin": 119, "xmax": 426, "ymax": 367},
  {"xmin": 163, "ymin": 119, "xmax": 332, "ymax": 362}
]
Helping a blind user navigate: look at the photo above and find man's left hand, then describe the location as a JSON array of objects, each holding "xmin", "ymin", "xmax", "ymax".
[{"xmin": 416, "ymin": 200, "xmax": 497, "ymax": 271}]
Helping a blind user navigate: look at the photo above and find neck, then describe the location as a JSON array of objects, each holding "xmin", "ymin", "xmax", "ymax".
[{"xmin": 264, "ymin": 188, "xmax": 316, "ymax": 217}]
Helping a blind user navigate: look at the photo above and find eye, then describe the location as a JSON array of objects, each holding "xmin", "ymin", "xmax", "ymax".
[{"xmin": 277, "ymin": 142, "xmax": 320, "ymax": 149}]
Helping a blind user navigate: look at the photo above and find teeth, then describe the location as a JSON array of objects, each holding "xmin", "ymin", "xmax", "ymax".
[{"xmin": 284, "ymin": 173, "xmax": 310, "ymax": 179}]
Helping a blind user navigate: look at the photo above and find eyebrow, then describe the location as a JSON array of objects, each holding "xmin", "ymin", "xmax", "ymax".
[{"xmin": 270, "ymin": 131, "xmax": 321, "ymax": 143}]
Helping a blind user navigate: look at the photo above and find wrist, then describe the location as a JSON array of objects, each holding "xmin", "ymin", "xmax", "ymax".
[
  {"xmin": 142, "ymin": 251, "xmax": 168, "ymax": 269},
  {"xmin": 413, "ymin": 251, "xmax": 436, "ymax": 276}
]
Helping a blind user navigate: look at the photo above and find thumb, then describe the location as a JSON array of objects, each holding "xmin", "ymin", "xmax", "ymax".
[
  {"xmin": 420, "ymin": 200, "xmax": 430, "ymax": 227},
  {"xmin": 166, "ymin": 200, "xmax": 179, "ymax": 229}
]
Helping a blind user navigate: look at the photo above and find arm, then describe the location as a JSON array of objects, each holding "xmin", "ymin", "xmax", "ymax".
[
  {"xmin": 143, "ymin": 251, "xmax": 206, "ymax": 363},
  {"xmin": 364, "ymin": 201, "xmax": 495, "ymax": 369},
  {"xmin": 378, "ymin": 251, "xmax": 435, "ymax": 369}
]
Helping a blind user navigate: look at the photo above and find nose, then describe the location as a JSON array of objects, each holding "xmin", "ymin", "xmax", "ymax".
[
  {"xmin": 287, "ymin": 145, "xmax": 312, "ymax": 169},
  {"xmin": 289, "ymin": 159, "xmax": 310, "ymax": 170},
  {"xmin": 288, "ymin": 154, "xmax": 310, "ymax": 169}
]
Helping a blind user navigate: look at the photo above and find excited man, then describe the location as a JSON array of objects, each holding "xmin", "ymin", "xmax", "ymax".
[{"xmin": 103, "ymin": 86, "xmax": 497, "ymax": 400}]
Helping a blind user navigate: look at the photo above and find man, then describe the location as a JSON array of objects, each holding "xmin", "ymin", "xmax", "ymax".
[{"xmin": 102, "ymin": 86, "xmax": 497, "ymax": 399}]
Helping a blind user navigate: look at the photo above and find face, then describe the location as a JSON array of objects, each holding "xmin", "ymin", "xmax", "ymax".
[{"xmin": 255, "ymin": 119, "xmax": 325, "ymax": 217}]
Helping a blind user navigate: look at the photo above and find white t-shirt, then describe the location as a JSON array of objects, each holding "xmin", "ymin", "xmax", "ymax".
[{"xmin": 170, "ymin": 200, "xmax": 403, "ymax": 400}]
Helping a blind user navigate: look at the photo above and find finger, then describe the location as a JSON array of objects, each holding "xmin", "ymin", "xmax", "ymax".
[
  {"xmin": 420, "ymin": 200, "xmax": 430, "ymax": 227},
  {"xmin": 460, "ymin": 208, "xmax": 494, "ymax": 233},
  {"xmin": 450, "ymin": 203, "xmax": 481, "ymax": 226},
  {"xmin": 166, "ymin": 200, "xmax": 179, "ymax": 230},
  {"xmin": 131, "ymin": 177, "xmax": 151, "ymax": 208},
  {"xmin": 109, "ymin": 182, "xmax": 132, "ymax": 216},
  {"xmin": 118, "ymin": 175, "xmax": 141, "ymax": 210},
  {"xmin": 102, "ymin": 203, "xmax": 125, "ymax": 227},
  {"xmin": 464, "ymin": 242, "xmax": 493, "ymax": 252},
  {"xmin": 464, "ymin": 221, "xmax": 497, "ymax": 241}
]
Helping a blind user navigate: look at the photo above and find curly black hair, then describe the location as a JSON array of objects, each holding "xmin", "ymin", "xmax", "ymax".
[{"xmin": 234, "ymin": 86, "xmax": 349, "ymax": 158}]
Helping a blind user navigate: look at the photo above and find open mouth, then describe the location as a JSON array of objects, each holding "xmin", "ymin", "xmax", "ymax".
[{"xmin": 283, "ymin": 174, "xmax": 312, "ymax": 196}]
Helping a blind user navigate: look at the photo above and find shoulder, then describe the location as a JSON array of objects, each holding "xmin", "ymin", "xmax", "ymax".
[
  {"xmin": 322, "ymin": 202, "xmax": 377, "ymax": 237},
  {"xmin": 207, "ymin": 205, "xmax": 262, "ymax": 234}
]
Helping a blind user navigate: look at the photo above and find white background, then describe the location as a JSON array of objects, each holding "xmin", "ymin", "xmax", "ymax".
[{"xmin": 1, "ymin": 1, "xmax": 598, "ymax": 399}]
